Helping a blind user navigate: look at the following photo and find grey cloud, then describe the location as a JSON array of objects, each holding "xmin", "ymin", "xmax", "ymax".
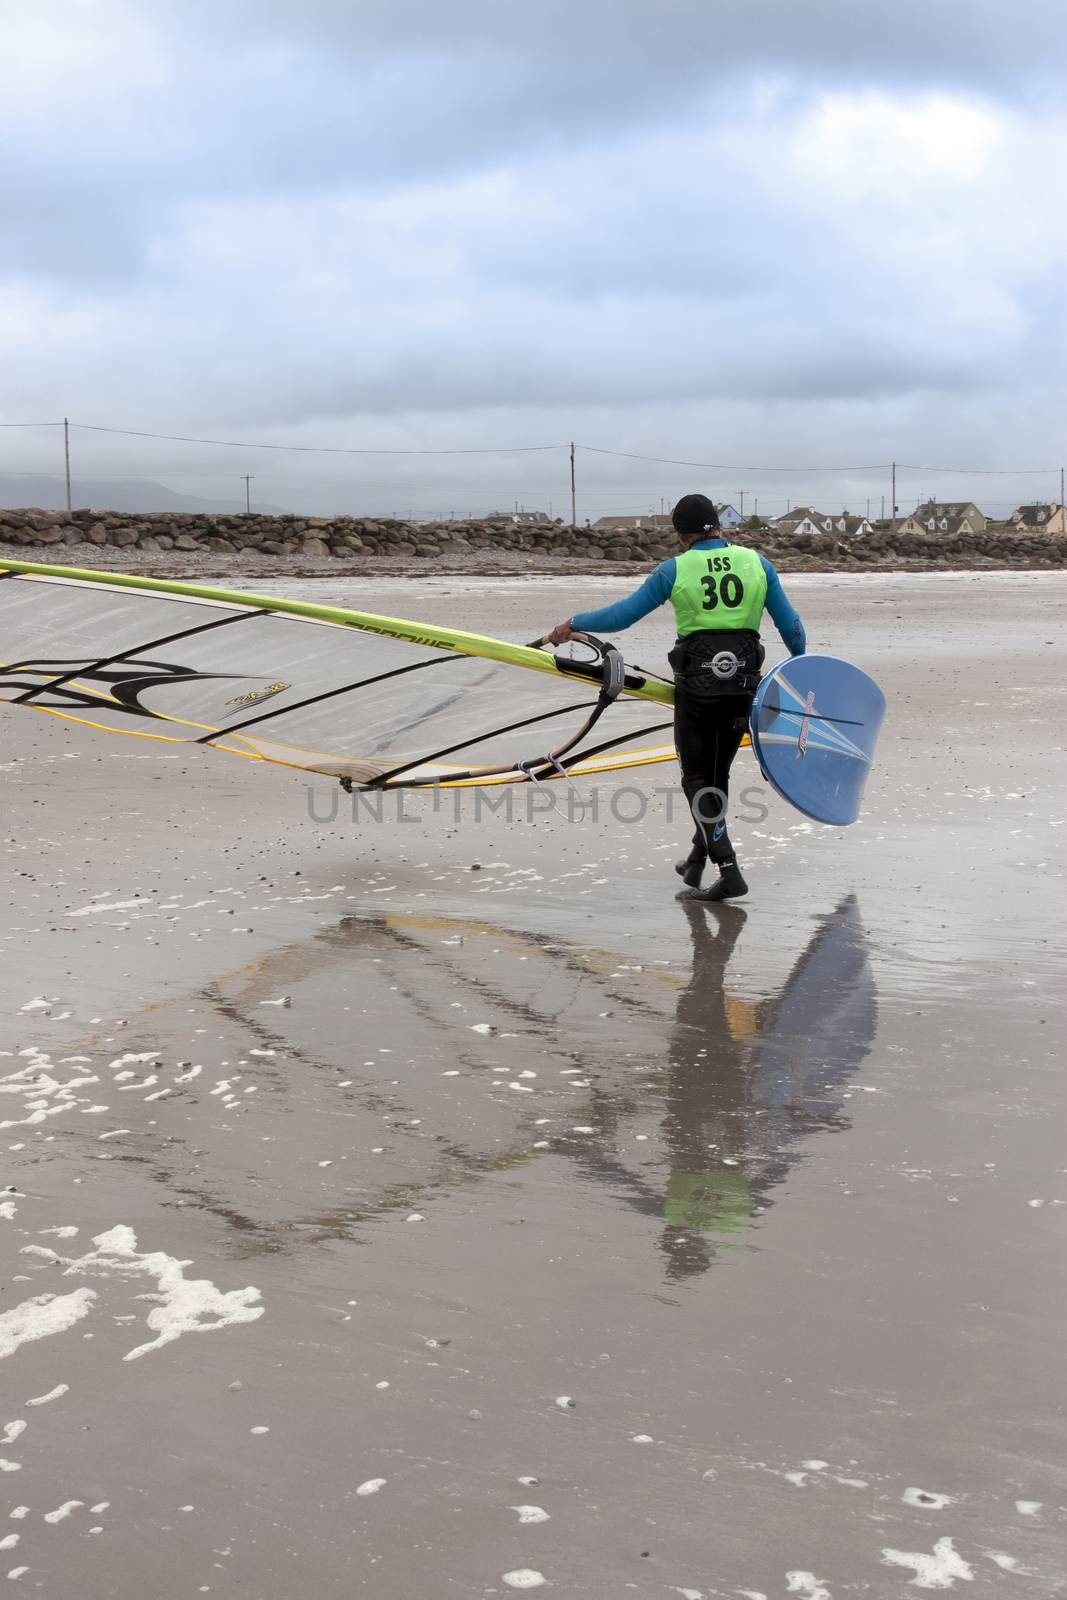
[
  {"xmin": 212, "ymin": 0, "xmax": 1067, "ymax": 93},
  {"xmin": 2, "ymin": 0, "xmax": 1065, "ymax": 518},
  {"xmin": 5, "ymin": 0, "xmax": 1066, "ymax": 289}
]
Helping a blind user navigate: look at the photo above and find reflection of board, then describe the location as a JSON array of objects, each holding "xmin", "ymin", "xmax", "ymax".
[
  {"xmin": 749, "ymin": 654, "xmax": 885, "ymax": 825},
  {"xmin": 752, "ymin": 895, "xmax": 876, "ymax": 1106}
]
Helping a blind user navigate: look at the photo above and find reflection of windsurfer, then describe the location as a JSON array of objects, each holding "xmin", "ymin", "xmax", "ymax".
[
  {"xmin": 659, "ymin": 895, "xmax": 875, "ymax": 1282},
  {"xmin": 660, "ymin": 903, "xmax": 754, "ymax": 1280},
  {"xmin": 546, "ymin": 494, "xmax": 806, "ymax": 901}
]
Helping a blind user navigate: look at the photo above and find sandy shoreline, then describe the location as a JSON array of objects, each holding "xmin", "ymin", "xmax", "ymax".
[{"xmin": 3, "ymin": 573, "xmax": 1065, "ymax": 1596}]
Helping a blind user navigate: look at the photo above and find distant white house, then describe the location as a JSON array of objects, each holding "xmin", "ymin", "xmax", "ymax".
[
  {"xmin": 897, "ymin": 500, "xmax": 986, "ymax": 538},
  {"xmin": 485, "ymin": 509, "xmax": 553, "ymax": 526},
  {"xmin": 773, "ymin": 506, "xmax": 872, "ymax": 537},
  {"xmin": 592, "ymin": 504, "xmax": 742, "ymax": 533},
  {"xmin": 590, "ymin": 514, "xmax": 672, "ymax": 532},
  {"xmin": 1009, "ymin": 501, "xmax": 1067, "ymax": 534}
]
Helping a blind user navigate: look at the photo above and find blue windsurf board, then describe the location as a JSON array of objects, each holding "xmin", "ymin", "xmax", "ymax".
[{"xmin": 749, "ymin": 654, "xmax": 885, "ymax": 825}]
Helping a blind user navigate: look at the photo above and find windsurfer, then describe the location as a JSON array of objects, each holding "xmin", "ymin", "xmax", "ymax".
[{"xmin": 546, "ymin": 494, "xmax": 806, "ymax": 900}]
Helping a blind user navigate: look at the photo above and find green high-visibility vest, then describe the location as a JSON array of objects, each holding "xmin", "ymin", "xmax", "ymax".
[{"xmin": 669, "ymin": 545, "xmax": 768, "ymax": 637}]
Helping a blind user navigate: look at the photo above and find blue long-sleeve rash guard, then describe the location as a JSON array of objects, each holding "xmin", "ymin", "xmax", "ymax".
[{"xmin": 571, "ymin": 537, "xmax": 806, "ymax": 656}]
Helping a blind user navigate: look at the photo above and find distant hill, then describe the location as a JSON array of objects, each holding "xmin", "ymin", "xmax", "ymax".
[{"xmin": 0, "ymin": 474, "xmax": 288, "ymax": 516}]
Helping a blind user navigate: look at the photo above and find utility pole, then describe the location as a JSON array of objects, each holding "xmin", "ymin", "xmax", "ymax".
[
  {"xmin": 754, "ymin": 497, "xmax": 759, "ymax": 518},
  {"xmin": 737, "ymin": 490, "xmax": 744, "ymax": 519},
  {"xmin": 63, "ymin": 417, "xmax": 72, "ymax": 513},
  {"xmin": 880, "ymin": 494, "xmax": 885, "ymax": 522},
  {"xmin": 890, "ymin": 462, "xmax": 897, "ymax": 535},
  {"xmin": 569, "ymin": 441, "xmax": 576, "ymax": 528},
  {"xmin": 866, "ymin": 496, "xmax": 870, "ymax": 519},
  {"xmin": 241, "ymin": 474, "xmax": 253, "ymax": 513},
  {"xmin": 1060, "ymin": 466, "xmax": 1064, "ymax": 510}
]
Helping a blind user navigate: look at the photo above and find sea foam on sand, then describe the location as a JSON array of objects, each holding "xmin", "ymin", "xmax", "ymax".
[{"xmin": 10, "ymin": 1226, "xmax": 264, "ymax": 1361}]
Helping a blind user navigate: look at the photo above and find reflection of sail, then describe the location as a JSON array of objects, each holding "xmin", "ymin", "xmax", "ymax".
[
  {"xmin": 53, "ymin": 908, "xmax": 687, "ymax": 1255},
  {"xmin": 45, "ymin": 895, "xmax": 873, "ymax": 1279},
  {"xmin": 660, "ymin": 895, "xmax": 876, "ymax": 1281}
]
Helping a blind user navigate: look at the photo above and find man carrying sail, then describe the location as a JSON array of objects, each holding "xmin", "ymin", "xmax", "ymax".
[{"xmin": 547, "ymin": 494, "xmax": 806, "ymax": 901}]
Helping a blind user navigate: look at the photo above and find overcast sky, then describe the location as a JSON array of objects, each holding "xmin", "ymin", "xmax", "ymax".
[{"xmin": 2, "ymin": 0, "xmax": 1066, "ymax": 518}]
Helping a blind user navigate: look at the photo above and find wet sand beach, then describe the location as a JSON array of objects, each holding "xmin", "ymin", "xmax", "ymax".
[{"xmin": 2, "ymin": 572, "xmax": 1065, "ymax": 1597}]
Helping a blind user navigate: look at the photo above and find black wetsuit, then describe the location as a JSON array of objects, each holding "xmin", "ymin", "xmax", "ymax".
[{"xmin": 674, "ymin": 690, "xmax": 754, "ymax": 865}]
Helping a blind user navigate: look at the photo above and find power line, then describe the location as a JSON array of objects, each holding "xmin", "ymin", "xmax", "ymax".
[
  {"xmin": 68, "ymin": 422, "xmax": 566, "ymax": 456},
  {"xmin": 893, "ymin": 462, "xmax": 1061, "ymax": 475},
  {"xmin": 578, "ymin": 445, "xmax": 890, "ymax": 473},
  {"xmin": 579, "ymin": 445, "xmax": 1063, "ymax": 476},
  {"xmin": 10, "ymin": 466, "xmax": 564, "ymax": 487},
  {"xmin": 3, "ymin": 420, "xmax": 1060, "ymax": 475}
]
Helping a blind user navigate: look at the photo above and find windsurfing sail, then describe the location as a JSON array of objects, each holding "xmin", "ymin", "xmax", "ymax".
[
  {"xmin": 749, "ymin": 653, "xmax": 885, "ymax": 824},
  {"xmin": 0, "ymin": 560, "xmax": 684, "ymax": 788}
]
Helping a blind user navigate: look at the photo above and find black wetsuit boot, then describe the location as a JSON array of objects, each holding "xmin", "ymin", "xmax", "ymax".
[
  {"xmin": 690, "ymin": 854, "xmax": 748, "ymax": 902},
  {"xmin": 674, "ymin": 829, "xmax": 707, "ymax": 888},
  {"xmin": 688, "ymin": 820, "xmax": 748, "ymax": 902}
]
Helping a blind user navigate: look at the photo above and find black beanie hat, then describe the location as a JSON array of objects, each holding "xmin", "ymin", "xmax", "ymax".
[{"xmin": 671, "ymin": 493, "xmax": 720, "ymax": 539}]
